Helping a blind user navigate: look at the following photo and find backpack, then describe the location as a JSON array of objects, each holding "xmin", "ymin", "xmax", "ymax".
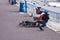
[{"xmin": 42, "ymin": 12, "xmax": 49, "ymax": 21}]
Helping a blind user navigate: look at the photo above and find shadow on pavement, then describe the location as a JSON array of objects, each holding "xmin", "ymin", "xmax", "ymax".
[
  {"xmin": 9, "ymin": 11, "xmax": 20, "ymax": 13},
  {"xmin": 16, "ymin": 23, "xmax": 38, "ymax": 29}
]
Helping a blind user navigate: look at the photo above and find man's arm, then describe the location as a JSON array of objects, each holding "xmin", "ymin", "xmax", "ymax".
[{"xmin": 37, "ymin": 12, "xmax": 45, "ymax": 20}]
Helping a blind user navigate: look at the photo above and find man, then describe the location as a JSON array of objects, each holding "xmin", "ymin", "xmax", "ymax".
[
  {"xmin": 37, "ymin": 11, "xmax": 49, "ymax": 30},
  {"xmin": 33, "ymin": 7, "xmax": 49, "ymax": 30}
]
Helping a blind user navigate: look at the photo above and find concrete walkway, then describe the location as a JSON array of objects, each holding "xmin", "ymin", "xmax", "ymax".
[{"xmin": 0, "ymin": 0, "xmax": 60, "ymax": 40}]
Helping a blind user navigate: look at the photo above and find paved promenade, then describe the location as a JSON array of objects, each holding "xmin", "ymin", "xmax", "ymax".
[{"xmin": 0, "ymin": 0, "xmax": 60, "ymax": 40}]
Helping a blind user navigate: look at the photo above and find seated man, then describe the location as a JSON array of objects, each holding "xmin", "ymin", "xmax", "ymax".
[
  {"xmin": 33, "ymin": 12, "xmax": 45, "ymax": 30},
  {"xmin": 33, "ymin": 7, "xmax": 49, "ymax": 30},
  {"xmin": 36, "ymin": 11, "xmax": 49, "ymax": 30}
]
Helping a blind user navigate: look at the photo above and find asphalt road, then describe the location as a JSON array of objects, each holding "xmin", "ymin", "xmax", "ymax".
[{"xmin": 0, "ymin": 0, "xmax": 60, "ymax": 40}]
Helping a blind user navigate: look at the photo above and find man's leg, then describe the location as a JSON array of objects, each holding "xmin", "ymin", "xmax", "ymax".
[
  {"xmin": 37, "ymin": 20, "xmax": 46, "ymax": 30},
  {"xmin": 39, "ymin": 20, "xmax": 46, "ymax": 27},
  {"xmin": 38, "ymin": 23, "xmax": 44, "ymax": 30}
]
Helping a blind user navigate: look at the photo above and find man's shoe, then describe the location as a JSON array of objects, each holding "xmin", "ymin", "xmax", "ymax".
[{"xmin": 39, "ymin": 27, "xmax": 44, "ymax": 31}]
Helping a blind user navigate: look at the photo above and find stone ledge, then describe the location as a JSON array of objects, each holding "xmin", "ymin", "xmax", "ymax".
[{"xmin": 47, "ymin": 21, "xmax": 60, "ymax": 31}]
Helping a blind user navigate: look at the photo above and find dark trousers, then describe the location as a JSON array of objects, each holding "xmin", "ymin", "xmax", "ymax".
[{"xmin": 37, "ymin": 20, "xmax": 47, "ymax": 27}]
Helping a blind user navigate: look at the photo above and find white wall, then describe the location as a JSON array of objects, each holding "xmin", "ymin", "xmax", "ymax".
[{"xmin": 47, "ymin": 0, "xmax": 57, "ymax": 2}]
